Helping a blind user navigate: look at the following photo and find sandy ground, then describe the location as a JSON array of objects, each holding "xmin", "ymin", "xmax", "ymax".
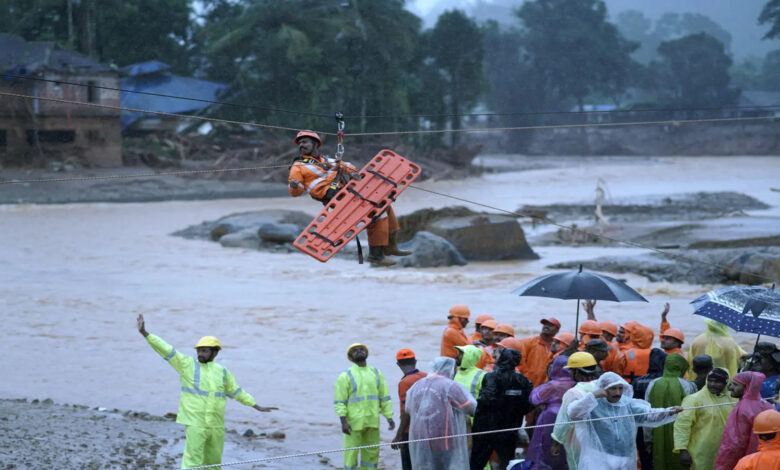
[{"xmin": 1, "ymin": 155, "xmax": 779, "ymax": 469}]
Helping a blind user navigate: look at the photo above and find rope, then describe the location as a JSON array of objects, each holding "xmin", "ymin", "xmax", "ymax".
[
  {"xmin": 0, "ymin": 165, "xmax": 289, "ymax": 185},
  {"xmin": 407, "ymin": 185, "xmax": 779, "ymax": 285},
  {"xmin": 6, "ymin": 73, "xmax": 780, "ymax": 121},
  {"xmin": 343, "ymin": 114, "xmax": 779, "ymax": 137},
  {"xmin": 182, "ymin": 401, "xmax": 734, "ymax": 469},
  {"xmin": 0, "ymin": 91, "xmax": 330, "ymax": 135},
  {"xmin": 3, "ymin": 92, "xmax": 778, "ymax": 141}
]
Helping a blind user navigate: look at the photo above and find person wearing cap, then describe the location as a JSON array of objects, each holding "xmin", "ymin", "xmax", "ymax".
[
  {"xmin": 474, "ymin": 319, "xmax": 498, "ymax": 370},
  {"xmin": 577, "ymin": 320, "xmax": 602, "ymax": 347},
  {"xmin": 658, "ymin": 302, "xmax": 687, "ymax": 356},
  {"xmin": 551, "ymin": 331, "xmax": 575, "ymax": 357},
  {"xmin": 734, "ymin": 409, "xmax": 780, "ymax": 470},
  {"xmin": 584, "ymin": 339, "xmax": 609, "ymax": 366},
  {"xmin": 516, "ymin": 318, "xmax": 560, "ymax": 388},
  {"xmin": 136, "ymin": 314, "xmax": 276, "ymax": 469},
  {"xmin": 714, "ymin": 371, "xmax": 773, "ymax": 470},
  {"xmin": 691, "ymin": 354, "xmax": 714, "ymax": 390},
  {"xmin": 673, "ymin": 367, "xmax": 737, "ymax": 469},
  {"xmin": 492, "ymin": 323, "xmax": 515, "ymax": 342},
  {"xmin": 441, "ymin": 305, "xmax": 470, "ymax": 359},
  {"xmin": 551, "ymin": 352, "xmax": 602, "ymax": 469},
  {"xmin": 468, "ymin": 314, "xmax": 495, "ymax": 344},
  {"xmin": 599, "ymin": 320, "xmax": 618, "ymax": 343},
  {"xmin": 391, "ymin": 349, "xmax": 426, "ymax": 470},
  {"xmin": 334, "ymin": 343, "xmax": 395, "ymax": 470},
  {"xmin": 288, "ymin": 130, "xmax": 410, "ymax": 266}
]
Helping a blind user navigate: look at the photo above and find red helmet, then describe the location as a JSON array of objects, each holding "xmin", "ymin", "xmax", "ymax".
[{"xmin": 294, "ymin": 130, "xmax": 322, "ymax": 148}]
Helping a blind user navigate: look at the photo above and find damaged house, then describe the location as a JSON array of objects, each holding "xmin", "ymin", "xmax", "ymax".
[{"xmin": 0, "ymin": 33, "xmax": 121, "ymax": 167}]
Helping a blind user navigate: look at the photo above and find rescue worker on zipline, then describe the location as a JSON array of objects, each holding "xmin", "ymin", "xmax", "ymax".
[
  {"xmin": 136, "ymin": 314, "xmax": 277, "ymax": 469},
  {"xmin": 334, "ymin": 343, "xmax": 395, "ymax": 470},
  {"xmin": 288, "ymin": 130, "xmax": 411, "ymax": 267}
]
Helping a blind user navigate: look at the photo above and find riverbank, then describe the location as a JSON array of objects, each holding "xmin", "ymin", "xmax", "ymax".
[{"xmin": 0, "ymin": 398, "xmax": 326, "ymax": 469}]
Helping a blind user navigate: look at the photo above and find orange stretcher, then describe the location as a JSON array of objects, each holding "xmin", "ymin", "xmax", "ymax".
[{"xmin": 294, "ymin": 149, "xmax": 421, "ymax": 262}]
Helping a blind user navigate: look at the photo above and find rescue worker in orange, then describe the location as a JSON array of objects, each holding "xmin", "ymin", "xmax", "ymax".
[
  {"xmin": 599, "ymin": 320, "xmax": 619, "ymax": 343},
  {"xmin": 474, "ymin": 319, "xmax": 498, "ymax": 370},
  {"xmin": 441, "ymin": 304, "xmax": 470, "ymax": 358},
  {"xmin": 492, "ymin": 323, "xmax": 515, "ymax": 343},
  {"xmin": 288, "ymin": 130, "xmax": 410, "ymax": 266},
  {"xmin": 617, "ymin": 321, "xmax": 655, "ymax": 383},
  {"xmin": 580, "ymin": 300, "xmax": 622, "ymax": 373},
  {"xmin": 577, "ymin": 320, "xmax": 603, "ymax": 349},
  {"xmin": 468, "ymin": 314, "xmax": 495, "ymax": 344},
  {"xmin": 734, "ymin": 409, "xmax": 780, "ymax": 470},
  {"xmin": 391, "ymin": 349, "xmax": 427, "ymax": 470},
  {"xmin": 659, "ymin": 302, "xmax": 686, "ymax": 357},
  {"xmin": 552, "ymin": 332, "xmax": 575, "ymax": 358},
  {"xmin": 517, "ymin": 317, "xmax": 560, "ymax": 387}
]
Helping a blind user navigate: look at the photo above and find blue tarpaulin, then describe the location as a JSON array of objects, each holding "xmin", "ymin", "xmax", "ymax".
[{"xmin": 119, "ymin": 61, "xmax": 228, "ymax": 129}]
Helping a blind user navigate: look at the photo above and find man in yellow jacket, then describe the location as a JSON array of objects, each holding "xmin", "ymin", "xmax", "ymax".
[
  {"xmin": 137, "ymin": 314, "xmax": 276, "ymax": 469},
  {"xmin": 334, "ymin": 343, "xmax": 395, "ymax": 470}
]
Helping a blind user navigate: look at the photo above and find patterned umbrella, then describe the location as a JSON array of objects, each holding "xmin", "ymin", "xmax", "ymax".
[{"xmin": 691, "ymin": 285, "xmax": 780, "ymax": 337}]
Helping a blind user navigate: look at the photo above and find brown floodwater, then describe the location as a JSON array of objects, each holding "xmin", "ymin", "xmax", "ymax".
[{"xmin": 1, "ymin": 156, "xmax": 778, "ymax": 468}]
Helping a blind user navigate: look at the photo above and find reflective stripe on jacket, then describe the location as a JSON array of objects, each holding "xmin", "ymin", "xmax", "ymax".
[
  {"xmin": 147, "ymin": 334, "xmax": 256, "ymax": 427},
  {"xmin": 288, "ymin": 154, "xmax": 358, "ymax": 200},
  {"xmin": 334, "ymin": 364, "xmax": 393, "ymax": 431}
]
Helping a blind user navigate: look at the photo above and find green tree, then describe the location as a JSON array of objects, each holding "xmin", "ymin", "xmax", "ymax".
[
  {"xmin": 425, "ymin": 9, "xmax": 485, "ymax": 145},
  {"xmin": 0, "ymin": 0, "xmax": 193, "ymax": 72},
  {"xmin": 761, "ymin": 50, "xmax": 780, "ymax": 90},
  {"xmin": 759, "ymin": 0, "xmax": 780, "ymax": 39},
  {"xmin": 654, "ymin": 33, "xmax": 738, "ymax": 109},
  {"xmin": 517, "ymin": 0, "xmax": 638, "ymax": 109}
]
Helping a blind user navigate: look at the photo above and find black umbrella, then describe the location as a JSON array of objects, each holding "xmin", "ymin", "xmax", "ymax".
[
  {"xmin": 691, "ymin": 284, "xmax": 780, "ymax": 366},
  {"xmin": 512, "ymin": 264, "xmax": 648, "ymax": 334}
]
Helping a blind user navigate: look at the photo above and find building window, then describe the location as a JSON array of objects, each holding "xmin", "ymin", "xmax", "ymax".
[
  {"xmin": 26, "ymin": 130, "xmax": 76, "ymax": 145},
  {"xmin": 87, "ymin": 80, "xmax": 98, "ymax": 103},
  {"xmin": 0, "ymin": 130, "xmax": 6, "ymax": 147},
  {"xmin": 86, "ymin": 130, "xmax": 102, "ymax": 142}
]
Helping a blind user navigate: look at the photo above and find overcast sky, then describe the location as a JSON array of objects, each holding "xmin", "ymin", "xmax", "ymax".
[{"xmin": 409, "ymin": 0, "xmax": 780, "ymax": 59}]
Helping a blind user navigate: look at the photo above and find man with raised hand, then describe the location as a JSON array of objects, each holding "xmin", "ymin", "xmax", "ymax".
[{"xmin": 137, "ymin": 314, "xmax": 276, "ymax": 469}]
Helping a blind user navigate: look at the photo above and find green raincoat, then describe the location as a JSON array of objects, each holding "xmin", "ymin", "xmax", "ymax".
[
  {"xmin": 647, "ymin": 353, "xmax": 698, "ymax": 470},
  {"xmin": 147, "ymin": 334, "xmax": 256, "ymax": 427}
]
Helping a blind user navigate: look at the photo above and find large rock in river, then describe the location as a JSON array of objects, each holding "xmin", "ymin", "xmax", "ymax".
[
  {"xmin": 397, "ymin": 206, "xmax": 538, "ymax": 261},
  {"xmin": 396, "ymin": 231, "xmax": 467, "ymax": 268},
  {"xmin": 171, "ymin": 209, "xmax": 312, "ymax": 242}
]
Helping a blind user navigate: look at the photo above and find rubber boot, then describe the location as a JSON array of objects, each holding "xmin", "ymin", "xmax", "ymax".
[
  {"xmin": 366, "ymin": 245, "xmax": 396, "ymax": 267},
  {"xmin": 384, "ymin": 231, "xmax": 412, "ymax": 257}
]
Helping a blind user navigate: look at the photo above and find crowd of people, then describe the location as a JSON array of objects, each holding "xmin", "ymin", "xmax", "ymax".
[{"xmin": 334, "ymin": 303, "xmax": 780, "ymax": 470}]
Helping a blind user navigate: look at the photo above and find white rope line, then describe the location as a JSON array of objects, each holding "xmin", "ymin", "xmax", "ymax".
[{"xmin": 183, "ymin": 401, "xmax": 734, "ymax": 469}]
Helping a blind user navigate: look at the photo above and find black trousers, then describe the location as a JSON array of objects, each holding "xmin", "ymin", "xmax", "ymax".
[
  {"xmin": 470, "ymin": 431, "xmax": 518, "ymax": 470},
  {"xmin": 400, "ymin": 432, "xmax": 412, "ymax": 470}
]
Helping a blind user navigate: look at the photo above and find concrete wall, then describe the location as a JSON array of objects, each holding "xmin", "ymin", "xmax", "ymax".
[{"xmin": 0, "ymin": 72, "xmax": 122, "ymax": 167}]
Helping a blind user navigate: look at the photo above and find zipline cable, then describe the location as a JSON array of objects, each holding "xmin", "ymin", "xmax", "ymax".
[
  {"xmin": 182, "ymin": 401, "xmax": 734, "ymax": 469},
  {"xmin": 2, "ymin": 91, "xmax": 777, "ymax": 143},
  {"xmin": 5, "ymin": 72, "xmax": 780, "ymax": 121}
]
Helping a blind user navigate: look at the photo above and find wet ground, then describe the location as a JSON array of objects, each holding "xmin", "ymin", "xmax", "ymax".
[{"xmin": 1, "ymin": 155, "xmax": 779, "ymax": 469}]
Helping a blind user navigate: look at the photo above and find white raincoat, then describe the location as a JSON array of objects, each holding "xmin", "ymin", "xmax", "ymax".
[
  {"xmin": 405, "ymin": 357, "xmax": 477, "ymax": 470},
  {"xmin": 567, "ymin": 372, "xmax": 678, "ymax": 470}
]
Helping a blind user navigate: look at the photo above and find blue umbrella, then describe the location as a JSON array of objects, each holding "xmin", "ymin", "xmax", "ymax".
[
  {"xmin": 691, "ymin": 284, "xmax": 780, "ymax": 366},
  {"xmin": 513, "ymin": 265, "xmax": 648, "ymax": 334}
]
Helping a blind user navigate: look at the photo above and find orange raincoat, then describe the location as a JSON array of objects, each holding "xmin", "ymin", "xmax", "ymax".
[{"xmin": 441, "ymin": 318, "xmax": 468, "ymax": 358}]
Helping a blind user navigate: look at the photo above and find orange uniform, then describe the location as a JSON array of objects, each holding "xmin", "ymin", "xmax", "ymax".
[
  {"xmin": 735, "ymin": 410, "xmax": 780, "ymax": 470},
  {"xmin": 517, "ymin": 336, "xmax": 554, "ymax": 387},
  {"xmin": 398, "ymin": 370, "xmax": 427, "ymax": 418},
  {"xmin": 441, "ymin": 318, "xmax": 468, "ymax": 358},
  {"xmin": 288, "ymin": 153, "xmax": 399, "ymax": 246},
  {"xmin": 600, "ymin": 343, "xmax": 622, "ymax": 373},
  {"xmin": 616, "ymin": 322, "xmax": 654, "ymax": 382}
]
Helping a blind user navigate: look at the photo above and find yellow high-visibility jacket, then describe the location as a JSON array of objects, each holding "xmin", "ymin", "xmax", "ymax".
[
  {"xmin": 334, "ymin": 364, "xmax": 393, "ymax": 431},
  {"xmin": 147, "ymin": 334, "xmax": 256, "ymax": 427},
  {"xmin": 673, "ymin": 387, "xmax": 736, "ymax": 470}
]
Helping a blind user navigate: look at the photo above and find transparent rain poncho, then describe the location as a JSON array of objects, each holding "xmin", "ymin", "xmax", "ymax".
[
  {"xmin": 405, "ymin": 357, "xmax": 477, "ymax": 470},
  {"xmin": 567, "ymin": 371, "xmax": 677, "ymax": 470}
]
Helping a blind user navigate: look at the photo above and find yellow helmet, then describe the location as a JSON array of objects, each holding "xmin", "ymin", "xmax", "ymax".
[
  {"xmin": 194, "ymin": 336, "xmax": 222, "ymax": 350},
  {"xmin": 564, "ymin": 351, "xmax": 597, "ymax": 369},
  {"xmin": 347, "ymin": 343, "xmax": 368, "ymax": 359}
]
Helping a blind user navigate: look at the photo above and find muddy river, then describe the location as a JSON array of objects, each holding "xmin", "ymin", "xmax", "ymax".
[{"xmin": 2, "ymin": 155, "xmax": 779, "ymax": 468}]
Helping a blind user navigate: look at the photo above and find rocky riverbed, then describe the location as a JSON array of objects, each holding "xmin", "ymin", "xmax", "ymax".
[{"xmin": 0, "ymin": 398, "xmax": 327, "ymax": 469}]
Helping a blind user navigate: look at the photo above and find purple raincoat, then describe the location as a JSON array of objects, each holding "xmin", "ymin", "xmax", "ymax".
[
  {"xmin": 714, "ymin": 371, "xmax": 773, "ymax": 470},
  {"xmin": 526, "ymin": 355, "xmax": 575, "ymax": 469}
]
